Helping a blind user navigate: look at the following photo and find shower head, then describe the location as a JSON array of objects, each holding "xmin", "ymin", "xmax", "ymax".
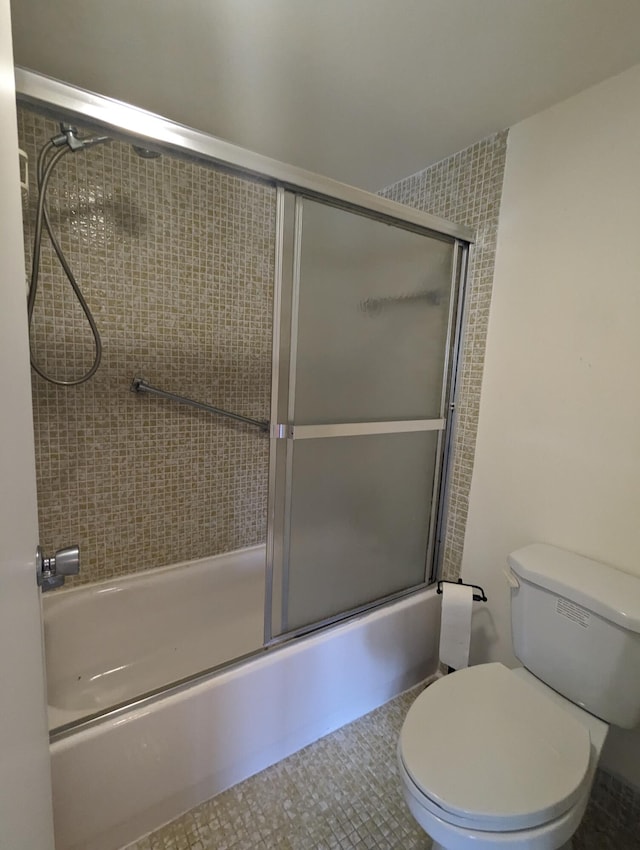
[{"xmin": 132, "ymin": 145, "xmax": 161, "ymax": 159}]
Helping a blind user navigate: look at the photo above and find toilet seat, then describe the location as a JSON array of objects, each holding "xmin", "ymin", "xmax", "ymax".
[
  {"xmin": 398, "ymin": 663, "xmax": 593, "ymax": 832},
  {"xmin": 398, "ymin": 753, "xmax": 591, "ymax": 850}
]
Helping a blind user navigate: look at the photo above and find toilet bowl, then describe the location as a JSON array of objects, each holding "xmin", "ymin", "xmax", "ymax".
[
  {"xmin": 397, "ymin": 544, "xmax": 640, "ymax": 850},
  {"xmin": 398, "ymin": 664, "xmax": 608, "ymax": 850}
]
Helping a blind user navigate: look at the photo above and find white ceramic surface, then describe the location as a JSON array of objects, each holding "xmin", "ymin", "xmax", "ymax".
[
  {"xmin": 44, "ymin": 545, "xmax": 265, "ymax": 729},
  {"xmin": 400, "ymin": 751, "xmax": 587, "ymax": 850},
  {"xmin": 400, "ymin": 664, "xmax": 592, "ymax": 830},
  {"xmin": 397, "ymin": 541, "xmax": 628, "ymax": 850},
  {"xmin": 398, "ymin": 664, "xmax": 608, "ymax": 849},
  {"xmin": 509, "ymin": 545, "xmax": 640, "ymax": 729},
  {"xmin": 48, "ymin": 561, "xmax": 440, "ymax": 850},
  {"xmin": 508, "ymin": 544, "xmax": 640, "ymax": 633}
]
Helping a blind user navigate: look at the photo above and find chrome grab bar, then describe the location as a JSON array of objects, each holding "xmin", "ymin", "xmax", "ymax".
[{"xmin": 130, "ymin": 376, "xmax": 269, "ymax": 432}]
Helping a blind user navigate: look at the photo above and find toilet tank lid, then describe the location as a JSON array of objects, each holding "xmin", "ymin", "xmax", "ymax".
[{"xmin": 508, "ymin": 543, "xmax": 640, "ymax": 634}]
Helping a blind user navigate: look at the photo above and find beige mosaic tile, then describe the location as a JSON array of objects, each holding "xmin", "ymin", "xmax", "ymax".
[
  {"xmin": 579, "ymin": 771, "xmax": 640, "ymax": 850},
  {"xmin": 121, "ymin": 684, "xmax": 639, "ymax": 850},
  {"xmin": 19, "ymin": 107, "xmax": 275, "ymax": 585},
  {"xmin": 380, "ymin": 131, "xmax": 509, "ymax": 580}
]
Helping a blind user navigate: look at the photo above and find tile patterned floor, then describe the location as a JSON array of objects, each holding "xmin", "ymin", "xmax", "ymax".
[{"xmin": 124, "ymin": 685, "xmax": 638, "ymax": 850}]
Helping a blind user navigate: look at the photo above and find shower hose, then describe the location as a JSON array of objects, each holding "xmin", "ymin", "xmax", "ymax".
[{"xmin": 27, "ymin": 132, "xmax": 105, "ymax": 386}]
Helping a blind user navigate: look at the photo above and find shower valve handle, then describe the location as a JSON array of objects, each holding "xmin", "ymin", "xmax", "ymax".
[{"xmin": 36, "ymin": 544, "xmax": 80, "ymax": 591}]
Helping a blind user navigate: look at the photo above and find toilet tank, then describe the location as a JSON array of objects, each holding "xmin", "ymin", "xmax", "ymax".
[{"xmin": 507, "ymin": 543, "xmax": 640, "ymax": 729}]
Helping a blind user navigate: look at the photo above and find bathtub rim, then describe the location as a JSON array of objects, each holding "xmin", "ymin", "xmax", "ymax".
[
  {"xmin": 49, "ymin": 578, "xmax": 436, "ymax": 743},
  {"xmin": 44, "ymin": 542, "xmax": 265, "ymax": 603}
]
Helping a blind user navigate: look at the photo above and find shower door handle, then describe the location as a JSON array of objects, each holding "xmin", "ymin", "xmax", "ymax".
[{"xmin": 36, "ymin": 544, "xmax": 80, "ymax": 591}]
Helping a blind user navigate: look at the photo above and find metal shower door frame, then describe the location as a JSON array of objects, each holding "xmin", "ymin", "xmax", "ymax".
[{"xmin": 264, "ymin": 192, "xmax": 469, "ymax": 644}]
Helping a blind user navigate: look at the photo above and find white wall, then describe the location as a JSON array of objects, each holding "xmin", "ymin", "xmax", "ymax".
[
  {"xmin": 0, "ymin": 1, "xmax": 55, "ymax": 845},
  {"xmin": 461, "ymin": 63, "xmax": 640, "ymax": 788}
]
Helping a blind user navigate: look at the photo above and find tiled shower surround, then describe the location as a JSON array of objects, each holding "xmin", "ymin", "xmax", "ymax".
[
  {"xmin": 381, "ymin": 130, "xmax": 509, "ymax": 580},
  {"xmin": 20, "ymin": 101, "xmax": 507, "ymax": 589},
  {"xmin": 19, "ymin": 107, "xmax": 275, "ymax": 585}
]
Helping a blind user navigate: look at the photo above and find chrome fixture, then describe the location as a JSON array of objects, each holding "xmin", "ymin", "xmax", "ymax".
[
  {"xmin": 36, "ymin": 544, "xmax": 80, "ymax": 591},
  {"xmin": 27, "ymin": 123, "xmax": 109, "ymax": 386},
  {"xmin": 53, "ymin": 121, "xmax": 110, "ymax": 151},
  {"xmin": 130, "ymin": 376, "xmax": 270, "ymax": 432}
]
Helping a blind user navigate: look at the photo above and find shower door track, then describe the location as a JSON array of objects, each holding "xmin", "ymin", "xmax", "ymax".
[{"xmin": 14, "ymin": 68, "xmax": 473, "ymax": 244}]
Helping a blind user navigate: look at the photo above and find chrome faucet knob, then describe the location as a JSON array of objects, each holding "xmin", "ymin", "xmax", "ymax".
[
  {"xmin": 36, "ymin": 544, "xmax": 80, "ymax": 591},
  {"xmin": 53, "ymin": 545, "xmax": 80, "ymax": 576}
]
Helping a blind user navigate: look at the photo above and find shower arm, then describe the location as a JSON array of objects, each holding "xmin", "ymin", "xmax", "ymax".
[{"xmin": 130, "ymin": 376, "xmax": 270, "ymax": 433}]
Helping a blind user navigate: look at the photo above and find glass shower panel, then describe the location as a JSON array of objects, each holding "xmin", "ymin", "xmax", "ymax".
[
  {"xmin": 284, "ymin": 431, "xmax": 439, "ymax": 632},
  {"xmin": 268, "ymin": 196, "xmax": 462, "ymax": 641},
  {"xmin": 293, "ymin": 201, "xmax": 454, "ymax": 424}
]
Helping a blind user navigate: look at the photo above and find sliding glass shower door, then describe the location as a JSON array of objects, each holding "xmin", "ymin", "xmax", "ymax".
[{"xmin": 267, "ymin": 194, "xmax": 465, "ymax": 639}]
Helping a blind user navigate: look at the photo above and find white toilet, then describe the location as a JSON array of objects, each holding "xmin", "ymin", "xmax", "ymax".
[{"xmin": 397, "ymin": 543, "xmax": 640, "ymax": 850}]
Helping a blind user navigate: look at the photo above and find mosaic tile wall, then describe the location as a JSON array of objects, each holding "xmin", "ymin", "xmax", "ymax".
[
  {"xmin": 381, "ymin": 131, "xmax": 509, "ymax": 580},
  {"xmin": 19, "ymin": 107, "xmax": 276, "ymax": 585}
]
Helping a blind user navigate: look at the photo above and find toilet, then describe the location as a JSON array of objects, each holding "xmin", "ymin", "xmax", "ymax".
[{"xmin": 397, "ymin": 543, "xmax": 640, "ymax": 850}]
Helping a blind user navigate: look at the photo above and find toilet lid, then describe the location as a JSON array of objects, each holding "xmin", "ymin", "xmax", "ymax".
[{"xmin": 399, "ymin": 663, "xmax": 592, "ymax": 831}]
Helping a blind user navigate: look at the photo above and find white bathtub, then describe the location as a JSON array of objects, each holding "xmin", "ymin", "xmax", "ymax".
[
  {"xmin": 45, "ymin": 546, "xmax": 441, "ymax": 850},
  {"xmin": 44, "ymin": 545, "xmax": 266, "ymax": 730}
]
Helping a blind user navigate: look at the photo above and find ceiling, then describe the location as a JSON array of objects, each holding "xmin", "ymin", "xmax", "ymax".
[{"xmin": 10, "ymin": 0, "xmax": 640, "ymax": 190}]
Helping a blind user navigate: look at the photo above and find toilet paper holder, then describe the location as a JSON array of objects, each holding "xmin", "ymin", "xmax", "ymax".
[{"xmin": 437, "ymin": 578, "xmax": 487, "ymax": 603}]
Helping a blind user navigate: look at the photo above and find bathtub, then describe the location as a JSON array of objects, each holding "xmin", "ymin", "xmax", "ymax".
[
  {"xmin": 45, "ymin": 545, "xmax": 266, "ymax": 731},
  {"xmin": 45, "ymin": 545, "xmax": 441, "ymax": 850}
]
